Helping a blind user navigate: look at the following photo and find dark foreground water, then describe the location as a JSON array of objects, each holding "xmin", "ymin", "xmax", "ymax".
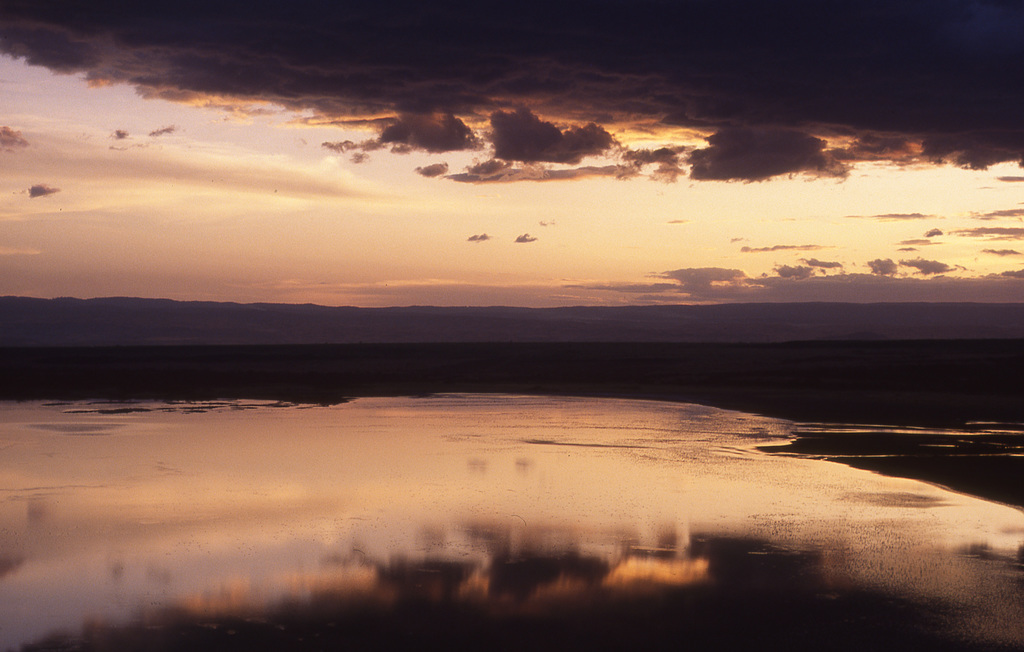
[{"xmin": 1, "ymin": 395, "xmax": 1023, "ymax": 651}]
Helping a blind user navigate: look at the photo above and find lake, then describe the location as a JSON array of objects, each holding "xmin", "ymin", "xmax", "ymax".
[{"xmin": 2, "ymin": 395, "xmax": 1023, "ymax": 650}]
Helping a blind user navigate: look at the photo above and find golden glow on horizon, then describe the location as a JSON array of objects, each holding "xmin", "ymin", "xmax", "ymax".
[{"xmin": 2, "ymin": 56, "xmax": 1023, "ymax": 306}]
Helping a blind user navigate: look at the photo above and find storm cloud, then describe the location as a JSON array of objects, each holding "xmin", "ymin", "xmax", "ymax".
[{"xmin": 5, "ymin": 1, "xmax": 1023, "ymax": 180}]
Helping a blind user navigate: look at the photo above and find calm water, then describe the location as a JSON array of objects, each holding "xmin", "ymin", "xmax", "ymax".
[{"xmin": 1, "ymin": 395, "xmax": 1023, "ymax": 650}]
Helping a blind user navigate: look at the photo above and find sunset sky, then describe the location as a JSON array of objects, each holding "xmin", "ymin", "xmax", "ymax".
[{"xmin": 2, "ymin": 0, "xmax": 1024, "ymax": 306}]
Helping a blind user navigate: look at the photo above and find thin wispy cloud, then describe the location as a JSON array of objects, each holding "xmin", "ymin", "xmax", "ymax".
[
  {"xmin": 953, "ymin": 227, "xmax": 1024, "ymax": 240},
  {"xmin": 983, "ymin": 249, "xmax": 1021, "ymax": 256},
  {"xmin": 740, "ymin": 244, "xmax": 826, "ymax": 253},
  {"xmin": 845, "ymin": 213, "xmax": 933, "ymax": 221}
]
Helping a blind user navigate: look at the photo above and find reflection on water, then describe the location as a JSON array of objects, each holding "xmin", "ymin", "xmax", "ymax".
[{"xmin": 2, "ymin": 395, "xmax": 1024, "ymax": 650}]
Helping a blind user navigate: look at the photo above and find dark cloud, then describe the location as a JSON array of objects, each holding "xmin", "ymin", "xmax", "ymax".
[
  {"xmin": 803, "ymin": 258, "xmax": 843, "ymax": 270},
  {"xmin": 148, "ymin": 125, "xmax": 177, "ymax": 137},
  {"xmin": 379, "ymin": 113, "xmax": 476, "ymax": 153},
  {"xmin": 925, "ymin": 228, "xmax": 944, "ymax": 237},
  {"xmin": 466, "ymin": 159, "xmax": 512, "ymax": 177},
  {"xmin": 998, "ymin": 176, "xmax": 1024, "ymax": 182},
  {"xmin": 868, "ymin": 258, "xmax": 898, "ymax": 276},
  {"xmin": 1002, "ymin": 269, "xmax": 1024, "ymax": 279},
  {"xmin": 414, "ymin": 162, "xmax": 449, "ymax": 178},
  {"xmin": 740, "ymin": 244, "xmax": 826, "ymax": 253},
  {"xmin": 900, "ymin": 258, "xmax": 956, "ymax": 275},
  {"xmin": 775, "ymin": 265, "xmax": 814, "ymax": 280},
  {"xmin": 490, "ymin": 109, "xmax": 615, "ymax": 164},
  {"xmin": 1, "ymin": 126, "xmax": 30, "ymax": 151},
  {"xmin": 898, "ymin": 239, "xmax": 934, "ymax": 246},
  {"xmin": 28, "ymin": 184, "xmax": 60, "ymax": 198},
  {"xmin": 4, "ymin": 1, "xmax": 1024, "ymax": 176},
  {"xmin": 953, "ymin": 227, "xmax": 1024, "ymax": 240},
  {"xmin": 515, "ymin": 234, "xmax": 538, "ymax": 243},
  {"xmin": 982, "ymin": 249, "xmax": 1021, "ymax": 256},
  {"xmin": 833, "ymin": 134, "xmax": 918, "ymax": 163},
  {"xmin": 112, "ymin": 129, "xmax": 129, "ymax": 140},
  {"xmin": 620, "ymin": 146, "xmax": 687, "ymax": 182},
  {"xmin": 467, "ymin": 234, "xmax": 490, "ymax": 243},
  {"xmin": 688, "ymin": 127, "xmax": 846, "ymax": 181}
]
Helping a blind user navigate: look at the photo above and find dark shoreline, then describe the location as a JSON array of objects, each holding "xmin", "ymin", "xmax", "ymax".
[{"xmin": 4, "ymin": 340, "xmax": 1024, "ymax": 509}]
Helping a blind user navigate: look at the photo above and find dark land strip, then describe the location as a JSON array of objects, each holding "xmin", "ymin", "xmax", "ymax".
[{"xmin": 3, "ymin": 340, "xmax": 1024, "ymax": 508}]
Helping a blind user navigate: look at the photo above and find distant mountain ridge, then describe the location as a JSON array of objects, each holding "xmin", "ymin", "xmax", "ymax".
[{"xmin": 4, "ymin": 296, "xmax": 1024, "ymax": 345}]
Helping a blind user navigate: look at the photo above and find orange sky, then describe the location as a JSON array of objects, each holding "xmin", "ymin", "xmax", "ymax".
[{"xmin": 2, "ymin": 1, "xmax": 1024, "ymax": 305}]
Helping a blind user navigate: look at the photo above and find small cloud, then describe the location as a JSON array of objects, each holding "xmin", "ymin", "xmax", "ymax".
[
  {"xmin": 982, "ymin": 248, "xmax": 1022, "ymax": 256},
  {"xmin": 515, "ymin": 233, "xmax": 538, "ymax": 243},
  {"xmin": 899, "ymin": 257, "xmax": 955, "ymax": 275},
  {"xmin": 28, "ymin": 184, "xmax": 60, "ymax": 198},
  {"xmin": 539, "ymin": 220, "xmax": 556, "ymax": 227},
  {"xmin": 898, "ymin": 239, "xmax": 933, "ymax": 246},
  {"xmin": 415, "ymin": 162, "xmax": 449, "ymax": 177},
  {"xmin": 803, "ymin": 258, "xmax": 843, "ymax": 270},
  {"xmin": 774, "ymin": 265, "xmax": 814, "ymax": 280},
  {"xmin": 667, "ymin": 219, "xmax": 690, "ymax": 225},
  {"xmin": 111, "ymin": 129, "xmax": 129, "ymax": 140},
  {"xmin": 350, "ymin": 152, "xmax": 370, "ymax": 164},
  {"xmin": 322, "ymin": 140, "xmax": 358, "ymax": 153},
  {"xmin": 867, "ymin": 258, "xmax": 898, "ymax": 276},
  {"xmin": 898, "ymin": 247, "xmax": 919, "ymax": 252},
  {"xmin": 924, "ymin": 228, "xmax": 944, "ymax": 237},
  {"xmin": 1, "ymin": 126, "xmax": 30, "ymax": 151},
  {"xmin": 467, "ymin": 159, "xmax": 512, "ymax": 176},
  {"xmin": 740, "ymin": 244, "xmax": 825, "ymax": 253},
  {"xmin": 149, "ymin": 125, "xmax": 177, "ymax": 137},
  {"xmin": 998, "ymin": 176, "xmax": 1024, "ymax": 182},
  {"xmin": 467, "ymin": 234, "xmax": 491, "ymax": 242}
]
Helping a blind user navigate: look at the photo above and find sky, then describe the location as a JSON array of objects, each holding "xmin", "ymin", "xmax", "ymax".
[{"xmin": 2, "ymin": 0, "xmax": 1024, "ymax": 307}]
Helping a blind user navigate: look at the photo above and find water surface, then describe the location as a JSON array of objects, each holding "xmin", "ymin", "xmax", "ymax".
[{"xmin": 1, "ymin": 395, "xmax": 1023, "ymax": 650}]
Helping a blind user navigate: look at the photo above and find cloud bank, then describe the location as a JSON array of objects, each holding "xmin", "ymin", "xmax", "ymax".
[{"xmin": 3, "ymin": 0, "xmax": 1023, "ymax": 181}]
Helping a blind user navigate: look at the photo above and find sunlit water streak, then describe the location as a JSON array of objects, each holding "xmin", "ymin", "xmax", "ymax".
[{"xmin": 0, "ymin": 395, "xmax": 1022, "ymax": 650}]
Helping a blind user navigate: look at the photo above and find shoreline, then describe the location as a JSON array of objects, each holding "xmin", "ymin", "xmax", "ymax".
[{"xmin": 4, "ymin": 341, "xmax": 1023, "ymax": 510}]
